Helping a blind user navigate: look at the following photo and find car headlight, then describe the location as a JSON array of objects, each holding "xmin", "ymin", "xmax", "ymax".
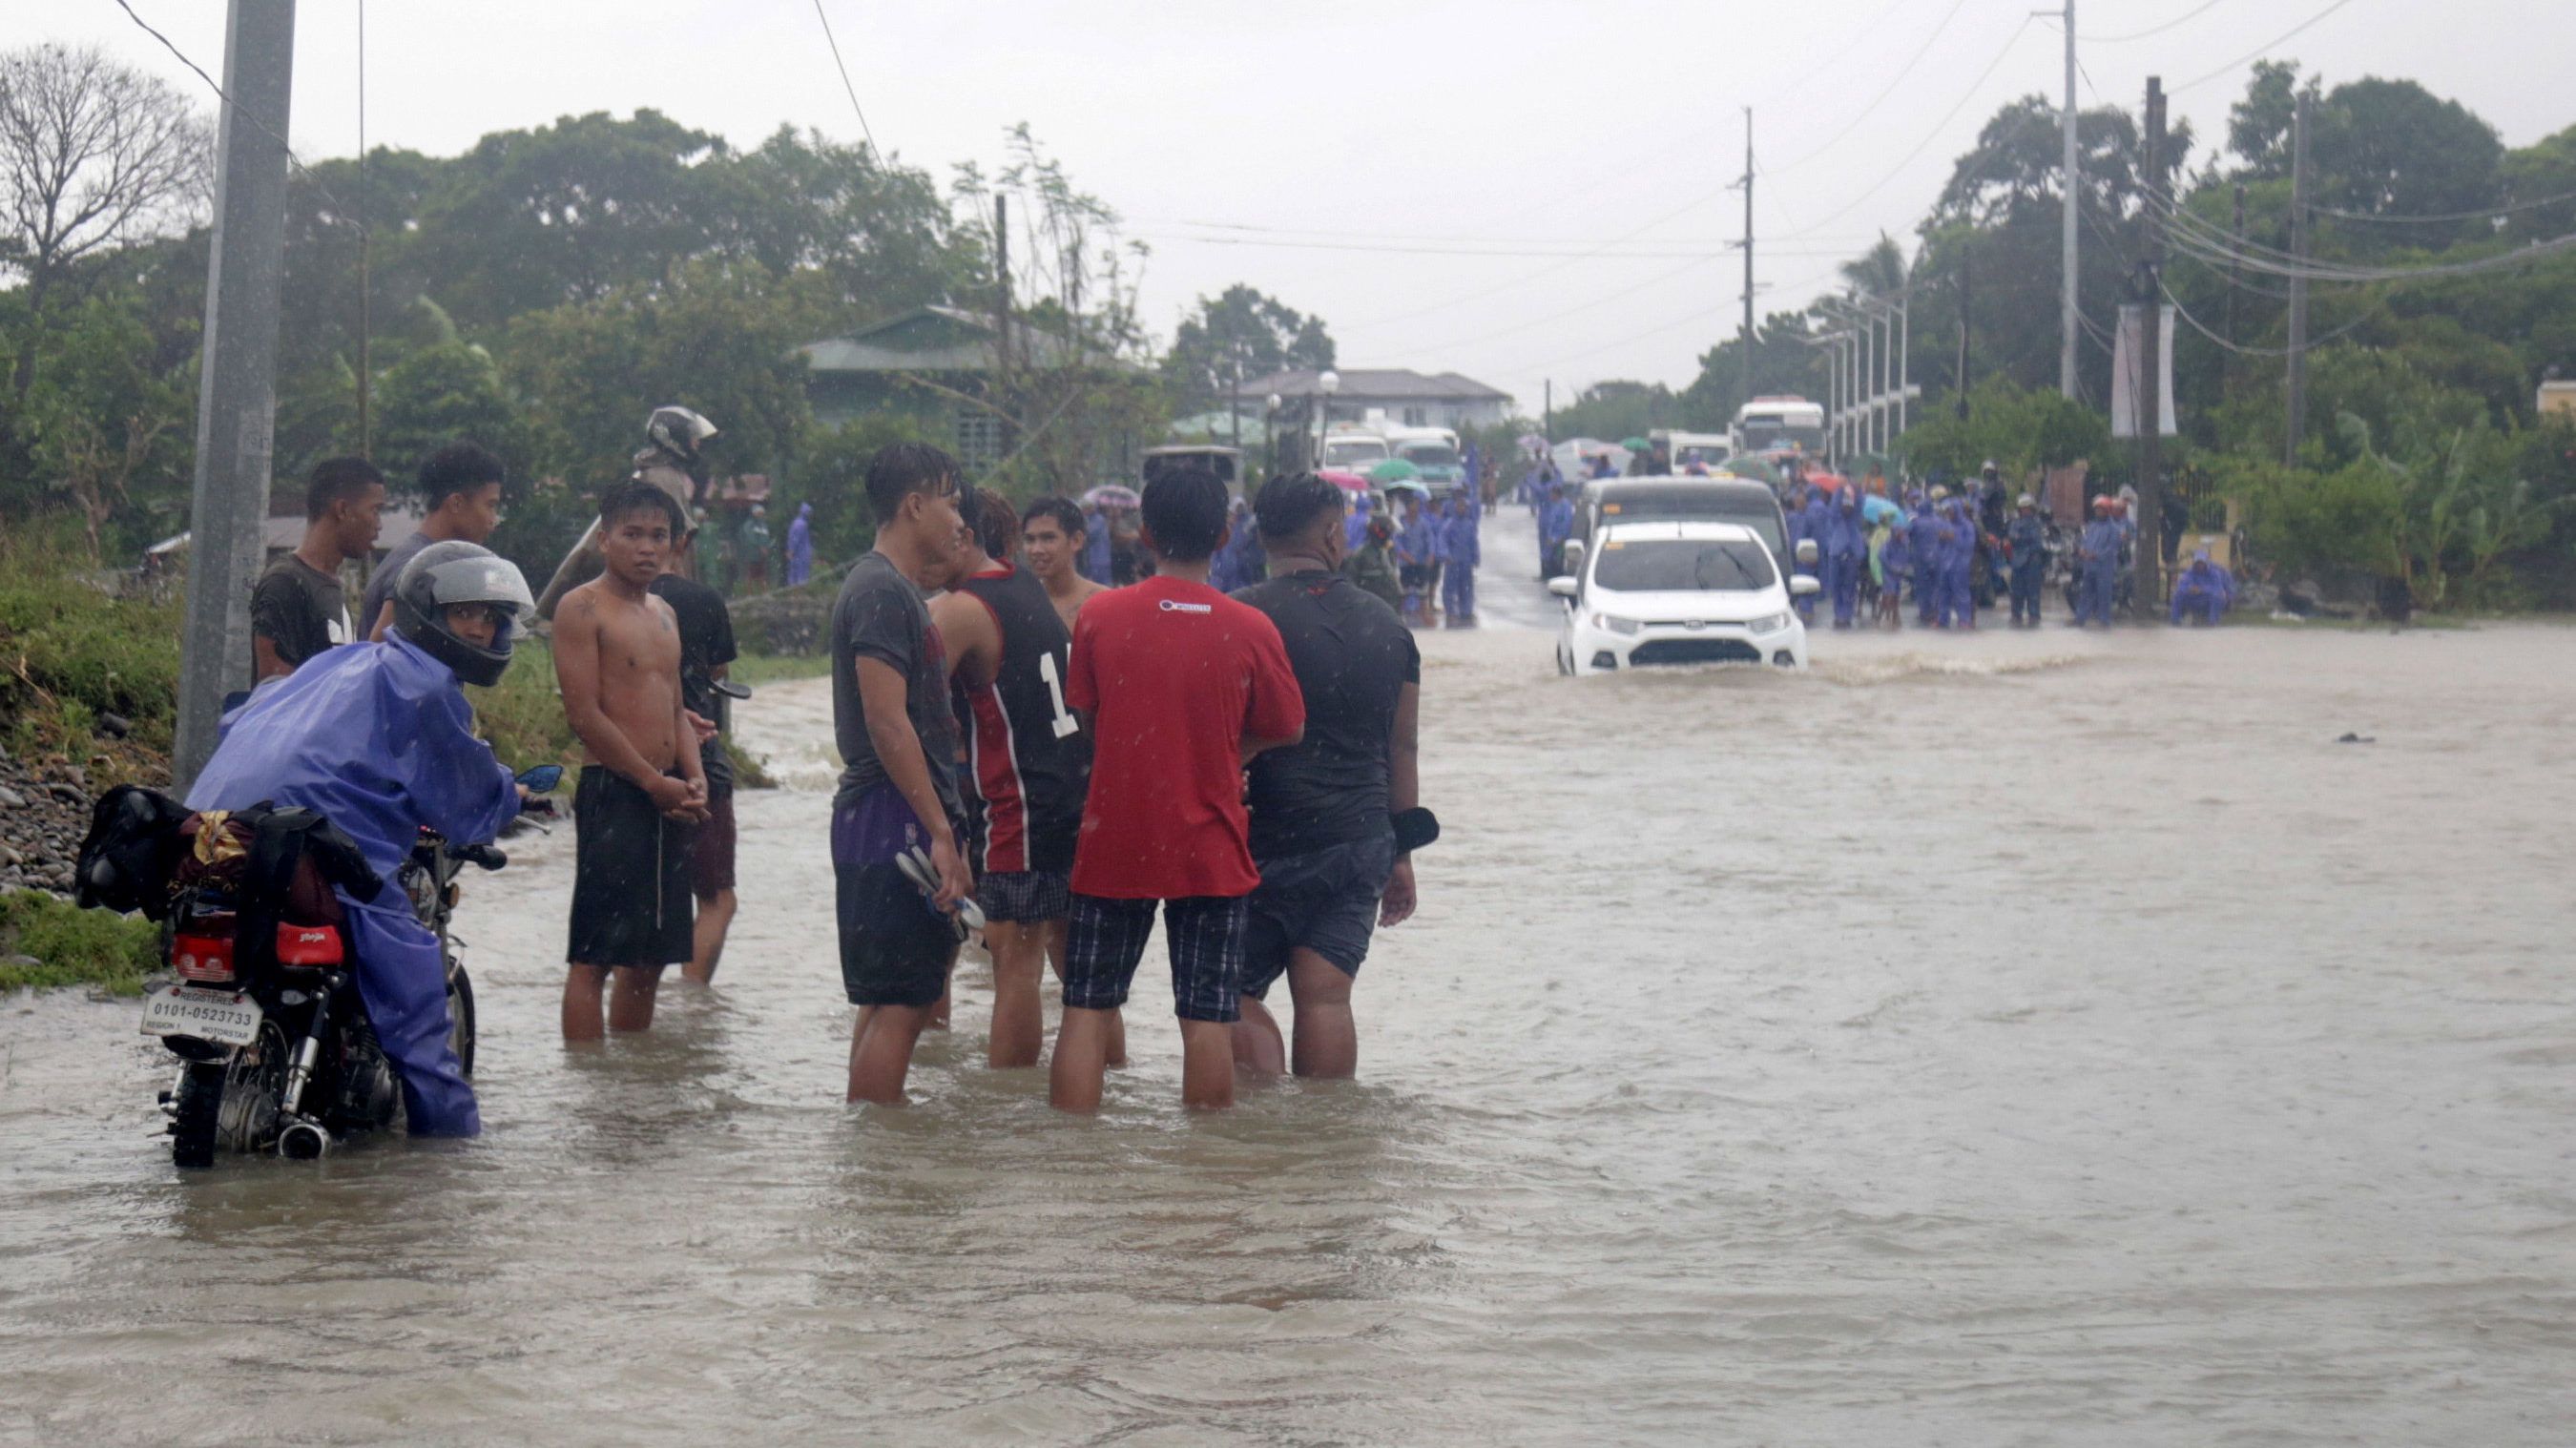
[
  {"xmin": 1747, "ymin": 611, "xmax": 1792, "ymax": 635},
  {"xmin": 1589, "ymin": 612, "xmax": 1642, "ymax": 635}
]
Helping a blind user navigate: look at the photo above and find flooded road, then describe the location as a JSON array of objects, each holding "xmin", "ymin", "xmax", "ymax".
[{"xmin": 5, "ymin": 515, "xmax": 2573, "ymax": 1444}]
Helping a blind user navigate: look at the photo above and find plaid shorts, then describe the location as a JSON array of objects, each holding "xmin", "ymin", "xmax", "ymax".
[
  {"xmin": 977, "ymin": 869, "xmax": 1070, "ymax": 924},
  {"xmin": 1063, "ymin": 893, "xmax": 1248, "ymax": 1024}
]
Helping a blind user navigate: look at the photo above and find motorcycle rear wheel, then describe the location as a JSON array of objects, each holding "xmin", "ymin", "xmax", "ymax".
[
  {"xmin": 170, "ymin": 1062, "xmax": 224, "ymax": 1170},
  {"xmin": 447, "ymin": 965, "xmax": 476, "ymax": 1079}
]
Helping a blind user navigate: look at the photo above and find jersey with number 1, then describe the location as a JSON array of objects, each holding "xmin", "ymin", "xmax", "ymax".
[{"xmin": 949, "ymin": 562, "xmax": 1090, "ymax": 875}]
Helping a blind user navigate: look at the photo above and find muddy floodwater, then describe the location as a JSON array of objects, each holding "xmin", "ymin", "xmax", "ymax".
[{"xmin": 4, "ymin": 519, "xmax": 2572, "ymax": 1445}]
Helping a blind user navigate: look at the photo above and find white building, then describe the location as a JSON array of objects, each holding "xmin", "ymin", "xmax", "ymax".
[{"xmin": 1236, "ymin": 367, "xmax": 1513, "ymax": 432}]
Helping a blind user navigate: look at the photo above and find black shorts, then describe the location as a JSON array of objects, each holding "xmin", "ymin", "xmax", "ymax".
[
  {"xmin": 1063, "ymin": 893, "xmax": 1247, "ymax": 1024},
  {"xmin": 567, "ymin": 766, "xmax": 694, "ymax": 969},
  {"xmin": 1400, "ymin": 564, "xmax": 1432, "ymax": 589},
  {"xmin": 977, "ymin": 869, "xmax": 1070, "ymax": 924},
  {"xmin": 832, "ymin": 784, "xmax": 955, "ymax": 1008},
  {"xmin": 1243, "ymin": 833, "xmax": 1397, "ymax": 1000},
  {"xmin": 690, "ymin": 789, "xmax": 736, "ymax": 896}
]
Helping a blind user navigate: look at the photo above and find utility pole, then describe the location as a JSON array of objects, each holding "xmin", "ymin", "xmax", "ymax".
[
  {"xmin": 175, "ymin": 0, "xmax": 298, "ymax": 788},
  {"xmin": 1957, "ymin": 240, "xmax": 1973, "ymax": 419},
  {"xmin": 2057, "ymin": 0, "xmax": 2080, "ymax": 400},
  {"xmin": 1736, "ymin": 109, "xmax": 1756, "ymax": 409},
  {"xmin": 2283, "ymin": 90, "xmax": 2312, "ymax": 466},
  {"xmin": 1544, "ymin": 379, "xmax": 1553, "ymax": 441},
  {"xmin": 1897, "ymin": 292, "xmax": 1910, "ymax": 445},
  {"xmin": 2136, "ymin": 76, "xmax": 2168, "ymax": 614}
]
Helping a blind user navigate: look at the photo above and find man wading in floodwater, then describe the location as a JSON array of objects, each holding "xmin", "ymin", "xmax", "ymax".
[
  {"xmin": 1049, "ymin": 464, "xmax": 1304, "ymax": 1113},
  {"xmin": 1229, "ymin": 474, "xmax": 1423, "ymax": 1078},
  {"xmin": 554, "ymin": 483, "xmax": 710, "ymax": 1041},
  {"xmin": 929, "ymin": 490, "xmax": 1112, "ymax": 1070},
  {"xmin": 831, "ymin": 445, "xmax": 972, "ymax": 1105}
]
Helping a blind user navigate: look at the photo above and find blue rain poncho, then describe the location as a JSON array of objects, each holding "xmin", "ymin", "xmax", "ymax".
[{"xmin": 185, "ymin": 631, "xmax": 522, "ymax": 1136}]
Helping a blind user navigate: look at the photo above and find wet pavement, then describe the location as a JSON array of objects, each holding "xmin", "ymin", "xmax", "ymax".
[{"xmin": 3, "ymin": 533, "xmax": 2572, "ymax": 1444}]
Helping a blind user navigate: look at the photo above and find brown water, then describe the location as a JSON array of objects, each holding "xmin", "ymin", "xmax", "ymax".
[{"xmin": 4, "ymin": 520, "xmax": 2572, "ymax": 1444}]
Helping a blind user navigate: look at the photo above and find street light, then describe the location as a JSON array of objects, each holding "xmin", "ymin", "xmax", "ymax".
[
  {"xmin": 1316, "ymin": 369, "xmax": 1340, "ymax": 471},
  {"xmin": 1264, "ymin": 391, "xmax": 1283, "ymax": 477}
]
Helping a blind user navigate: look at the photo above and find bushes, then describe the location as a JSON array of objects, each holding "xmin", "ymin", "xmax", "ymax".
[
  {"xmin": 0, "ymin": 517, "xmax": 181, "ymax": 772},
  {"xmin": 0, "ymin": 889, "xmax": 159, "ymax": 995}
]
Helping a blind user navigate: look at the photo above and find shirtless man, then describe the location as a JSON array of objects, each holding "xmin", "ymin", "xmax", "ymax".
[
  {"xmin": 1018, "ymin": 496, "xmax": 1106, "ymax": 633},
  {"xmin": 554, "ymin": 481, "xmax": 709, "ymax": 1042}
]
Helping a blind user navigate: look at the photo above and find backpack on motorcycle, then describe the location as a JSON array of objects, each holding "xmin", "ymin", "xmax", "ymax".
[{"xmin": 73, "ymin": 785, "xmax": 193, "ymax": 921}]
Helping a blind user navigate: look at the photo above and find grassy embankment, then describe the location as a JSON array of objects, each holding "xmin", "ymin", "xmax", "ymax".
[{"xmin": 0, "ymin": 890, "xmax": 158, "ymax": 994}]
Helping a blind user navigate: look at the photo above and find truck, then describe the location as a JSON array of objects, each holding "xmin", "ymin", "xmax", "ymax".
[
  {"xmin": 1382, "ymin": 424, "xmax": 1466, "ymax": 490},
  {"xmin": 1649, "ymin": 428, "xmax": 1734, "ymax": 471},
  {"xmin": 1732, "ymin": 396, "xmax": 1827, "ymax": 460}
]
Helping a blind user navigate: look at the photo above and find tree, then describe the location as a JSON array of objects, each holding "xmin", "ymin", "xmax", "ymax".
[
  {"xmin": 1160, "ymin": 283, "xmax": 1335, "ymax": 415},
  {"xmin": 372, "ymin": 341, "xmax": 525, "ymax": 495},
  {"xmin": 0, "ymin": 43, "xmax": 209, "ymax": 407},
  {"xmin": 2313, "ymin": 78, "xmax": 2503, "ymax": 242},
  {"xmin": 1838, "ymin": 234, "xmax": 1907, "ymax": 299},
  {"xmin": 2225, "ymin": 60, "xmax": 2308, "ymax": 180}
]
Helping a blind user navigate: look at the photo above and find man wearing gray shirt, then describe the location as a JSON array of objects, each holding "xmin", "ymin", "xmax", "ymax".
[
  {"xmin": 830, "ymin": 443, "xmax": 971, "ymax": 1105},
  {"xmin": 363, "ymin": 443, "xmax": 507, "ymax": 640}
]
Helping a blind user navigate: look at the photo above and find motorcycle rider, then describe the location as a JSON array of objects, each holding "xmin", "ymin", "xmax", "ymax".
[
  {"xmin": 185, "ymin": 542, "xmax": 538, "ymax": 1136},
  {"xmin": 536, "ymin": 406, "xmax": 717, "ymax": 619},
  {"xmin": 2005, "ymin": 494, "xmax": 2049, "ymax": 627}
]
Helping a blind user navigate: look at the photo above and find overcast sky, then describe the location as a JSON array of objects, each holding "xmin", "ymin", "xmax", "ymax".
[{"xmin": 51, "ymin": 0, "xmax": 2576, "ymax": 420}]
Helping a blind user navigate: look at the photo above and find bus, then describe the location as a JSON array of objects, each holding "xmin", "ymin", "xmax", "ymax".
[{"xmin": 1732, "ymin": 396, "xmax": 1826, "ymax": 459}]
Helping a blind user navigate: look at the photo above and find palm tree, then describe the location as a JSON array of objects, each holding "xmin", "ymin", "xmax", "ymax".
[{"xmin": 1838, "ymin": 233, "xmax": 1909, "ymax": 300}]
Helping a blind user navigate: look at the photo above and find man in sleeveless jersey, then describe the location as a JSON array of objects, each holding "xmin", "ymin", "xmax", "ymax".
[{"xmin": 930, "ymin": 491, "xmax": 1119, "ymax": 1070}]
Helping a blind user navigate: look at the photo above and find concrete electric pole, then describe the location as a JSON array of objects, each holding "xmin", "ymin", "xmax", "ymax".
[
  {"xmin": 2057, "ymin": 0, "xmax": 2079, "ymax": 400},
  {"xmin": 2284, "ymin": 90, "xmax": 2313, "ymax": 466},
  {"xmin": 2136, "ymin": 76, "xmax": 2168, "ymax": 613},
  {"xmin": 174, "ymin": 0, "xmax": 299, "ymax": 788}
]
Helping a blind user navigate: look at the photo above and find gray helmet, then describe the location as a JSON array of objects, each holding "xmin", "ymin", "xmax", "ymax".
[
  {"xmin": 391, "ymin": 541, "xmax": 534, "ymax": 688},
  {"xmin": 645, "ymin": 405, "xmax": 719, "ymax": 461}
]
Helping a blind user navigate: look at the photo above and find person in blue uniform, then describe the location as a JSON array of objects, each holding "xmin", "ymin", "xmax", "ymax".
[
  {"xmin": 1908, "ymin": 489, "xmax": 1944, "ymax": 625},
  {"xmin": 1538, "ymin": 484, "xmax": 1574, "ymax": 580},
  {"xmin": 1344, "ymin": 492, "xmax": 1376, "ymax": 553},
  {"xmin": 2073, "ymin": 496, "xmax": 2121, "ymax": 626},
  {"xmin": 1877, "ymin": 505, "xmax": 1912, "ymax": 630},
  {"xmin": 2005, "ymin": 493, "xmax": 2048, "ymax": 627},
  {"xmin": 2169, "ymin": 549, "xmax": 2235, "ymax": 626},
  {"xmin": 185, "ymin": 542, "xmax": 537, "ymax": 1136},
  {"xmin": 1824, "ymin": 488, "xmax": 1865, "ymax": 629},
  {"xmin": 1439, "ymin": 490, "xmax": 1481, "ymax": 626},
  {"xmin": 1792, "ymin": 487, "xmax": 1831, "ymax": 622}
]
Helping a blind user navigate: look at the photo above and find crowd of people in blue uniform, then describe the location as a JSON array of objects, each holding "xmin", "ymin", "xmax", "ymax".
[
  {"xmin": 1071, "ymin": 487, "xmax": 1484, "ymax": 630},
  {"xmin": 1518, "ymin": 449, "xmax": 2236, "ymax": 631}
]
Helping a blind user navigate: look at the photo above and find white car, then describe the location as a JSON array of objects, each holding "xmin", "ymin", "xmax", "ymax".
[{"xmin": 1550, "ymin": 520, "xmax": 1817, "ymax": 675}]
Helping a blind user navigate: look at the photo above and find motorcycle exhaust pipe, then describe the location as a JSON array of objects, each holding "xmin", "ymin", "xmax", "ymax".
[{"xmin": 277, "ymin": 1118, "xmax": 333, "ymax": 1161}]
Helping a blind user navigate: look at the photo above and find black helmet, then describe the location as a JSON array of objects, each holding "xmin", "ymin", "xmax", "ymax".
[
  {"xmin": 645, "ymin": 405, "xmax": 719, "ymax": 461},
  {"xmin": 390, "ymin": 541, "xmax": 534, "ymax": 688}
]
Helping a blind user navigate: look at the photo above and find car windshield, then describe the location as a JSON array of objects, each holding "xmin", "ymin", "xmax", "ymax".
[
  {"xmin": 1400, "ymin": 445, "xmax": 1460, "ymax": 466},
  {"xmin": 1602, "ymin": 498, "xmax": 1785, "ymax": 561},
  {"xmin": 1325, "ymin": 440, "xmax": 1388, "ymax": 465},
  {"xmin": 1593, "ymin": 538, "xmax": 1777, "ymax": 592}
]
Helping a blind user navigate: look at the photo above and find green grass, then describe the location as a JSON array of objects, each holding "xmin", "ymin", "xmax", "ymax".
[
  {"xmin": 727, "ymin": 652, "xmax": 835, "ymax": 687},
  {"xmin": 0, "ymin": 518, "xmax": 180, "ymax": 784},
  {"xmin": 0, "ymin": 889, "xmax": 160, "ymax": 996}
]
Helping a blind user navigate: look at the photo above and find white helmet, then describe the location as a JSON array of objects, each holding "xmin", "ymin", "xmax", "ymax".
[{"xmin": 646, "ymin": 405, "xmax": 719, "ymax": 461}]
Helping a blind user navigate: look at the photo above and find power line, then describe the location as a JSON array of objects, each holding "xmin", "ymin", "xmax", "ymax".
[
  {"xmin": 1771, "ymin": 0, "xmax": 1976, "ymax": 174},
  {"xmin": 1138, "ymin": 230, "xmax": 1865, "ymax": 260},
  {"xmin": 810, "ymin": 0, "xmax": 881, "ymax": 158},
  {"xmin": 2161, "ymin": 277, "xmax": 2372, "ymax": 355},
  {"xmin": 2313, "ymin": 189, "xmax": 2576, "ymax": 224},
  {"xmin": 106, "ymin": 0, "xmax": 361, "ymax": 230},
  {"xmin": 2084, "ymin": 0, "xmax": 2229, "ymax": 43},
  {"xmin": 2171, "ymin": 0, "xmax": 2361, "ymax": 93},
  {"xmin": 1765, "ymin": 17, "xmax": 2039, "ymax": 243}
]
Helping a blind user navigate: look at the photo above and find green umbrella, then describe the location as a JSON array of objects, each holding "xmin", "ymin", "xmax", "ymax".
[
  {"xmin": 1718, "ymin": 456, "xmax": 1781, "ymax": 486},
  {"xmin": 1368, "ymin": 458, "xmax": 1422, "ymax": 484},
  {"xmin": 1621, "ymin": 436, "xmax": 1651, "ymax": 451}
]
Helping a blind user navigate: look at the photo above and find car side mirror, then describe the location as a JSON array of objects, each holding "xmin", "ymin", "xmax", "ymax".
[
  {"xmin": 1789, "ymin": 574, "xmax": 1821, "ymax": 597},
  {"xmin": 1547, "ymin": 576, "xmax": 1579, "ymax": 598},
  {"xmin": 1795, "ymin": 539, "xmax": 1819, "ymax": 567}
]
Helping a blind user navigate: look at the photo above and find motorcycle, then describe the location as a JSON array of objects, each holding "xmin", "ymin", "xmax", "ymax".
[{"xmin": 152, "ymin": 766, "xmax": 561, "ymax": 1168}]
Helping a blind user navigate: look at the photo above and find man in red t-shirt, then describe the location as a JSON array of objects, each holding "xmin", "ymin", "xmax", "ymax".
[{"xmin": 1051, "ymin": 465, "xmax": 1305, "ymax": 1112}]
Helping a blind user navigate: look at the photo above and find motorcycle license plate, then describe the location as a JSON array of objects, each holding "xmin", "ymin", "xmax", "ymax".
[{"xmin": 140, "ymin": 984, "xmax": 262, "ymax": 1048}]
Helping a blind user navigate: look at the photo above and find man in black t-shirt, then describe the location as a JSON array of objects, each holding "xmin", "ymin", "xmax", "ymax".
[
  {"xmin": 1230, "ymin": 472, "xmax": 1423, "ymax": 1080},
  {"xmin": 829, "ymin": 444, "xmax": 970, "ymax": 1105},
  {"xmin": 651, "ymin": 525, "xmax": 741, "ymax": 985},
  {"xmin": 251, "ymin": 457, "xmax": 386, "ymax": 683}
]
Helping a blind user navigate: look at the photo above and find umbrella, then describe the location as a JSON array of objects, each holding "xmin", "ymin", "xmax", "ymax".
[
  {"xmin": 1381, "ymin": 479, "xmax": 1431, "ymax": 499},
  {"xmin": 1368, "ymin": 458, "xmax": 1422, "ymax": 484},
  {"xmin": 1081, "ymin": 485, "xmax": 1140, "ymax": 508},
  {"xmin": 1319, "ymin": 469, "xmax": 1373, "ymax": 493},
  {"xmin": 1717, "ymin": 456, "xmax": 1781, "ymax": 486},
  {"xmin": 1860, "ymin": 494, "xmax": 1903, "ymax": 526},
  {"xmin": 1806, "ymin": 471, "xmax": 1848, "ymax": 492},
  {"xmin": 1620, "ymin": 436, "xmax": 1651, "ymax": 452}
]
